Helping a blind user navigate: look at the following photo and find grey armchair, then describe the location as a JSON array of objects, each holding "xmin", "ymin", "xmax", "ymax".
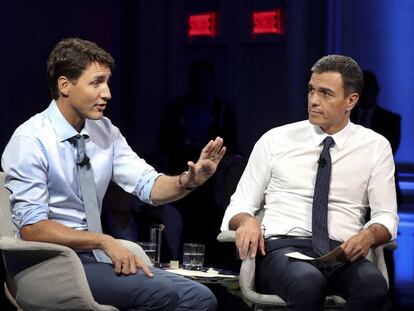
[
  {"xmin": 0, "ymin": 171, "xmax": 152, "ymax": 311},
  {"xmin": 217, "ymin": 217, "xmax": 389, "ymax": 310}
]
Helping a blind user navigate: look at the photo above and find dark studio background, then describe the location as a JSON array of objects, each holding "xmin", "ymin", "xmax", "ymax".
[{"xmin": 0, "ymin": 0, "xmax": 413, "ymax": 309}]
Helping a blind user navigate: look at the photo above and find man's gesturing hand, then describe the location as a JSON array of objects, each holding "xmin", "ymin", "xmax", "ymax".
[{"xmin": 180, "ymin": 136, "xmax": 226, "ymax": 189}]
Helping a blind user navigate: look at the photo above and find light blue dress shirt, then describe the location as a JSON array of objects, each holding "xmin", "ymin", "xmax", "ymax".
[{"xmin": 1, "ymin": 101, "xmax": 161, "ymax": 231}]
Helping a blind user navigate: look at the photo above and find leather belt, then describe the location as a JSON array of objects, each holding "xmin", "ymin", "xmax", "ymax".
[{"xmin": 266, "ymin": 235, "xmax": 312, "ymax": 240}]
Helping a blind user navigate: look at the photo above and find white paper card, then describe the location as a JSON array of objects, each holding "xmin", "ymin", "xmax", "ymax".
[{"xmin": 285, "ymin": 246, "xmax": 344, "ymax": 262}]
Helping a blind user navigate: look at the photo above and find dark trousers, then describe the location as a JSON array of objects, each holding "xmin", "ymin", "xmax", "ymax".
[
  {"xmin": 78, "ymin": 252, "xmax": 217, "ymax": 311},
  {"xmin": 256, "ymin": 238, "xmax": 390, "ymax": 311}
]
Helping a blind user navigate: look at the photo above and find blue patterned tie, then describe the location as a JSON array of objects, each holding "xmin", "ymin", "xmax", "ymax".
[
  {"xmin": 70, "ymin": 134, "xmax": 112, "ymax": 263},
  {"xmin": 312, "ymin": 136, "xmax": 335, "ymax": 256}
]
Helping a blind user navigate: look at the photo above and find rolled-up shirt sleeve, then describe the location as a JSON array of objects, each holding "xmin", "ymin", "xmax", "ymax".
[
  {"xmin": 110, "ymin": 127, "xmax": 162, "ymax": 205},
  {"xmin": 364, "ymin": 140, "xmax": 399, "ymax": 240},
  {"xmin": 2, "ymin": 136, "xmax": 50, "ymax": 229},
  {"xmin": 221, "ymin": 134, "xmax": 272, "ymax": 231}
]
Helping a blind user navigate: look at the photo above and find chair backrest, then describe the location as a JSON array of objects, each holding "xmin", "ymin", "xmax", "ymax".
[
  {"xmin": 0, "ymin": 171, "xmax": 121, "ymax": 310},
  {"xmin": 1, "ymin": 171, "xmax": 20, "ymax": 308},
  {"xmin": 0, "ymin": 172, "xmax": 17, "ymax": 238}
]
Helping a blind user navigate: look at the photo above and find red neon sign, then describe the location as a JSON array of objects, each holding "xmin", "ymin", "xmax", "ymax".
[
  {"xmin": 252, "ymin": 9, "xmax": 283, "ymax": 35},
  {"xmin": 188, "ymin": 12, "xmax": 217, "ymax": 37}
]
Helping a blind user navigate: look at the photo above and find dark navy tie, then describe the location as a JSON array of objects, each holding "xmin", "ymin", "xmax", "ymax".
[
  {"xmin": 70, "ymin": 134, "xmax": 112, "ymax": 263},
  {"xmin": 312, "ymin": 136, "xmax": 335, "ymax": 256}
]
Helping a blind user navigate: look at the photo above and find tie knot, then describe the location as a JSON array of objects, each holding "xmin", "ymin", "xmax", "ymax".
[
  {"xmin": 70, "ymin": 134, "xmax": 89, "ymax": 142},
  {"xmin": 323, "ymin": 136, "xmax": 335, "ymax": 149}
]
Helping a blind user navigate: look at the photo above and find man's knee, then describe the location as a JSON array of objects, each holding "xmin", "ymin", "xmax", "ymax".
[
  {"xmin": 179, "ymin": 282, "xmax": 217, "ymax": 311},
  {"xmin": 354, "ymin": 270, "xmax": 388, "ymax": 304},
  {"xmin": 289, "ymin": 267, "xmax": 327, "ymax": 295},
  {"xmin": 286, "ymin": 269, "xmax": 327, "ymax": 308},
  {"xmin": 195, "ymin": 286, "xmax": 217, "ymax": 311},
  {"xmin": 139, "ymin": 279, "xmax": 180, "ymax": 311},
  {"xmin": 343, "ymin": 264, "xmax": 389, "ymax": 311}
]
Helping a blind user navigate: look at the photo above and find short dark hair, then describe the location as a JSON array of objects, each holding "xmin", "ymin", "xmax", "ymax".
[
  {"xmin": 47, "ymin": 38, "xmax": 115, "ymax": 100},
  {"xmin": 311, "ymin": 55, "xmax": 363, "ymax": 97}
]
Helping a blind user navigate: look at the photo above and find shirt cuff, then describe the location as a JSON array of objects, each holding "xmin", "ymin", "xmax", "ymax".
[
  {"xmin": 12, "ymin": 203, "xmax": 49, "ymax": 229},
  {"xmin": 220, "ymin": 204, "xmax": 255, "ymax": 232},
  {"xmin": 138, "ymin": 172, "xmax": 164, "ymax": 205},
  {"xmin": 364, "ymin": 213, "xmax": 399, "ymax": 240}
]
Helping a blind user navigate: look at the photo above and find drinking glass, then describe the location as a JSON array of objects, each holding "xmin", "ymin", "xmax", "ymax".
[
  {"xmin": 137, "ymin": 242, "xmax": 157, "ymax": 263},
  {"xmin": 182, "ymin": 243, "xmax": 205, "ymax": 270}
]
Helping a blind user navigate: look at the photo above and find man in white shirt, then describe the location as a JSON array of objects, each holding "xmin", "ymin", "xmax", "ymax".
[
  {"xmin": 2, "ymin": 38, "xmax": 224, "ymax": 310},
  {"xmin": 221, "ymin": 55, "xmax": 398, "ymax": 311}
]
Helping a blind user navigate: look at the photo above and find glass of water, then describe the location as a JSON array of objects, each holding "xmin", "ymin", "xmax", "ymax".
[
  {"xmin": 182, "ymin": 243, "xmax": 205, "ymax": 270},
  {"xmin": 137, "ymin": 242, "xmax": 157, "ymax": 263}
]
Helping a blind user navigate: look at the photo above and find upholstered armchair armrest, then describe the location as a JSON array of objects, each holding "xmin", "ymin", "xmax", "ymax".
[
  {"xmin": 383, "ymin": 240, "xmax": 397, "ymax": 251},
  {"xmin": 118, "ymin": 239, "xmax": 152, "ymax": 267},
  {"xmin": 217, "ymin": 232, "xmax": 286, "ymax": 305},
  {"xmin": 0, "ymin": 236, "xmax": 118, "ymax": 311},
  {"xmin": 239, "ymin": 255, "xmax": 287, "ymax": 306},
  {"xmin": 366, "ymin": 244, "xmax": 389, "ymax": 287},
  {"xmin": 216, "ymin": 230, "xmax": 236, "ymax": 242}
]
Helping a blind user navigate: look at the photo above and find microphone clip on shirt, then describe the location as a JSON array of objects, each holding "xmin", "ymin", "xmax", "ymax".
[
  {"xmin": 76, "ymin": 155, "xmax": 90, "ymax": 167},
  {"xmin": 318, "ymin": 156, "xmax": 327, "ymax": 168},
  {"xmin": 76, "ymin": 155, "xmax": 89, "ymax": 166},
  {"xmin": 70, "ymin": 134, "xmax": 90, "ymax": 167}
]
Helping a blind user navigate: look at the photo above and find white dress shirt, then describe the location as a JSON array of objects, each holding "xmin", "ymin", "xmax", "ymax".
[
  {"xmin": 1, "ymin": 101, "xmax": 161, "ymax": 231},
  {"xmin": 221, "ymin": 120, "xmax": 399, "ymax": 242}
]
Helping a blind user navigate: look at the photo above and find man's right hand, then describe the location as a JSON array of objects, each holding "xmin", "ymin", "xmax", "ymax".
[
  {"xmin": 101, "ymin": 235, "xmax": 153, "ymax": 277},
  {"xmin": 20, "ymin": 220, "xmax": 153, "ymax": 277},
  {"xmin": 234, "ymin": 216, "xmax": 265, "ymax": 260}
]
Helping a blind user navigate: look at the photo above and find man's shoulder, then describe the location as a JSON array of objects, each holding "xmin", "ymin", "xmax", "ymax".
[
  {"xmin": 351, "ymin": 122, "xmax": 390, "ymax": 145},
  {"xmin": 12, "ymin": 110, "xmax": 51, "ymax": 139},
  {"xmin": 255, "ymin": 120, "xmax": 309, "ymax": 148},
  {"xmin": 85, "ymin": 116, "xmax": 119, "ymax": 140},
  {"xmin": 262, "ymin": 120, "xmax": 309, "ymax": 138},
  {"xmin": 2, "ymin": 111, "xmax": 53, "ymax": 167},
  {"xmin": 85, "ymin": 116, "xmax": 114, "ymax": 131}
]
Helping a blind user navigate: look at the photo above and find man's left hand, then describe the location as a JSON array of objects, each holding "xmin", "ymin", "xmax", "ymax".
[
  {"xmin": 180, "ymin": 137, "xmax": 226, "ymax": 189},
  {"xmin": 340, "ymin": 229, "xmax": 376, "ymax": 262}
]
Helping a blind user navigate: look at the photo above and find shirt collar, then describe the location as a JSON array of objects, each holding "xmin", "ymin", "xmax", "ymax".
[
  {"xmin": 310, "ymin": 120, "xmax": 354, "ymax": 150},
  {"xmin": 46, "ymin": 100, "xmax": 90, "ymax": 142}
]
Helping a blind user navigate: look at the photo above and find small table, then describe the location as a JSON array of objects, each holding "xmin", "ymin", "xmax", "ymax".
[
  {"xmin": 165, "ymin": 267, "xmax": 249, "ymax": 310},
  {"xmin": 164, "ymin": 267, "xmax": 238, "ymax": 283}
]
